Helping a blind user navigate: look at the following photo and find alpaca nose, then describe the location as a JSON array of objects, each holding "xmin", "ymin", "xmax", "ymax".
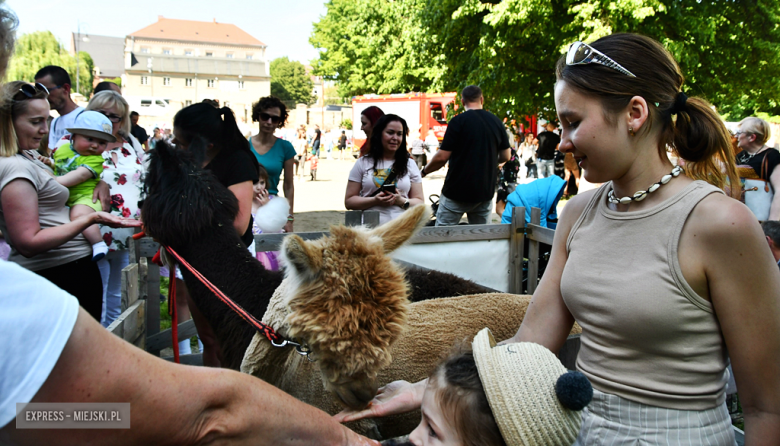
[{"xmin": 333, "ymin": 379, "xmax": 378, "ymax": 410}]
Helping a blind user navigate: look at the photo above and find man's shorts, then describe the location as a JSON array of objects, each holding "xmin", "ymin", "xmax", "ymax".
[{"xmin": 67, "ymin": 193, "xmax": 102, "ymax": 212}]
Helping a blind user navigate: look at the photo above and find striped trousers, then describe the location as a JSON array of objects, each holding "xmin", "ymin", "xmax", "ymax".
[{"xmin": 574, "ymin": 389, "xmax": 736, "ymax": 445}]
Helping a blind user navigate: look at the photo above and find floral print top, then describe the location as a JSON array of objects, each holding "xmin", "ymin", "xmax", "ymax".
[{"xmin": 99, "ymin": 135, "xmax": 145, "ymax": 252}]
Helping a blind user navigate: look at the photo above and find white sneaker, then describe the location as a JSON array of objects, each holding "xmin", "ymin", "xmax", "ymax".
[{"xmin": 92, "ymin": 241, "xmax": 109, "ymax": 261}]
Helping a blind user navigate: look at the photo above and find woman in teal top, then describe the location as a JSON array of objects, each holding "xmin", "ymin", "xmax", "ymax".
[{"xmin": 248, "ymin": 96, "xmax": 297, "ymax": 232}]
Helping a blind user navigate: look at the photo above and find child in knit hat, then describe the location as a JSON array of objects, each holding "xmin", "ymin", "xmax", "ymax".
[
  {"xmin": 392, "ymin": 328, "xmax": 592, "ymax": 446},
  {"xmin": 53, "ymin": 111, "xmax": 117, "ymax": 261}
]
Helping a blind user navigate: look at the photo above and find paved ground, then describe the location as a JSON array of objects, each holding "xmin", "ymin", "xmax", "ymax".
[{"xmin": 287, "ymin": 152, "xmax": 504, "ymax": 232}]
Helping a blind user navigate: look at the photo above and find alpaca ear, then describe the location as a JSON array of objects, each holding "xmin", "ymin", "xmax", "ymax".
[
  {"xmin": 282, "ymin": 235, "xmax": 323, "ymax": 279},
  {"xmin": 370, "ymin": 204, "xmax": 430, "ymax": 253}
]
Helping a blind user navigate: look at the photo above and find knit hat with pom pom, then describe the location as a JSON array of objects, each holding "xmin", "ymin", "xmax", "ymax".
[{"xmin": 472, "ymin": 328, "xmax": 592, "ymax": 446}]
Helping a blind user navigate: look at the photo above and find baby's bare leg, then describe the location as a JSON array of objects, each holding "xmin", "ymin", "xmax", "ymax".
[{"xmin": 70, "ymin": 204, "xmax": 102, "ymax": 245}]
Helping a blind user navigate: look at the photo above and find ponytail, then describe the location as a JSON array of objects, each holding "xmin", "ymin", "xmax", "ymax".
[{"xmin": 670, "ymin": 96, "xmax": 740, "ymax": 198}]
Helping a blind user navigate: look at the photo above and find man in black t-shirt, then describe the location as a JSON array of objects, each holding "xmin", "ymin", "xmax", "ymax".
[
  {"xmin": 421, "ymin": 85, "xmax": 511, "ymax": 226},
  {"xmin": 130, "ymin": 111, "xmax": 150, "ymax": 151},
  {"xmin": 535, "ymin": 122, "xmax": 560, "ymax": 178}
]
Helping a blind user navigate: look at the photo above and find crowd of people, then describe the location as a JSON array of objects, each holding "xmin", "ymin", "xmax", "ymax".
[{"xmin": 1, "ymin": 1, "xmax": 779, "ymax": 443}]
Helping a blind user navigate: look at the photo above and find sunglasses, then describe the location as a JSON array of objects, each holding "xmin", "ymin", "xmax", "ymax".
[
  {"xmin": 97, "ymin": 110, "xmax": 123, "ymax": 123},
  {"xmin": 566, "ymin": 41, "xmax": 636, "ymax": 78},
  {"xmin": 13, "ymin": 83, "xmax": 49, "ymax": 101},
  {"xmin": 734, "ymin": 130, "xmax": 752, "ymax": 137},
  {"xmin": 258, "ymin": 112, "xmax": 283, "ymax": 124}
]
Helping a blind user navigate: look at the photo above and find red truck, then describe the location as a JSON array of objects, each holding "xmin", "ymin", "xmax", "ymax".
[{"xmin": 351, "ymin": 92, "xmax": 457, "ymax": 149}]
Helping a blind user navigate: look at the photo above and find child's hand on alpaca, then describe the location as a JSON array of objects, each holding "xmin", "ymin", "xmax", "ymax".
[{"xmin": 333, "ymin": 379, "xmax": 426, "ymax": 423}]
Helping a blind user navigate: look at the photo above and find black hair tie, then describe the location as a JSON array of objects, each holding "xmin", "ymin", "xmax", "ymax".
[{"xmin": 672, "ymin": 92, "xmax": 688, "ymax": 114}]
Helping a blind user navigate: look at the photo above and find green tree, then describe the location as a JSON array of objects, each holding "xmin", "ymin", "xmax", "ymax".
[
  {"xmin": 7, "ymin": 31, "xmax": 94, "ymax": 97},
  {"xmin": 310, "ymin": 0, "xmax": 443, "ymax": 98},
  {"xmin": 270, "ymin": 57, "xmax": 315, "ymax": 106},
  {"xmin": 312, "ymin": 0, "xmax": 780, "ymax": 122}
]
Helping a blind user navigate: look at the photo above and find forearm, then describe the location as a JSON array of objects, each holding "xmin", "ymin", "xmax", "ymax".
[
  {"xmin": 424, "ymin": 153, "xmax": 448, "ymax": 174},
  {"xmin": 56, "ymin": 169, "xmax": 92, "ymax": 188},
  {"xmin": 13, "ymin": 213, "xmax": 98, "ymax": 257},
  {"xmin": 284, "ymin": 182, "xmax": 294, "ymax": 215},
  {"xmin": 769, "ymin": 194, "xmax": 780, "ymax": 221},
  {"xmin": 196, "ymin": 371, "xmax": 358, "ymax": 446},
  {"xmin": 345, "ymin": 196, "xmax": 378, "ymax": 211}
]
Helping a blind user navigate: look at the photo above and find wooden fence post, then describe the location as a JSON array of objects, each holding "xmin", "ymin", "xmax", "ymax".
[
  {"xmin": 508, "ymin": 206, "xmax": 526, "ymax": 294},
  {"xmin": 345, "ymin": 210, "xmax": 380, "ymax": 228},
  {"xmin": 527, "ymin": 207, "xmax": 542, "ymax": 294}
]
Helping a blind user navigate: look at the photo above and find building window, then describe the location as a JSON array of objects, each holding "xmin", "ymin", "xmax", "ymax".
[
  {"xmin": 246, "ymin": 53, "xmax": 253, "ymax": 60},
  {"xmin": 205, "ymin": 51, "xmax": 213, "ymax": 57},
  {"xmin": 140, "ymin": 47, "xmax": 150, "ymax": 54},
  {"xmin": 184, "ymin": 49, "xmax": 193, "ymax": 56},
  {"xmin": 185, "ymin": 100, "xmax": 192, "ymax": 107},
  {"xmin": 207, "ymin": 79, "xmax": 215, "ymax": 88},
  {"xmin": 141, "ymin": 76, "xmax": 149, "ymax": 85},
  {"xmin": 163, "ymin": 77, "xmax": 171, "ymax": 86},
  {"xmin": 226, "ymin": 52, "xmax": 234, "ymax": 59},
  {"xmin": 238, "ymin": 80, "xmax": 245, "ymax": 89},
  {"xmin": 185, "ymin": 78, "xmax": 193, "ymax": 87},
  {"xmin": 163, "ymin": 48, "xmax": 172, "ymax": 55}
]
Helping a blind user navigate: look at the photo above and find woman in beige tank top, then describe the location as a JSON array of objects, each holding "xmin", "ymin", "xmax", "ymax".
[{"xmin": 334, "ymin": 34, "xmax": 780, "ymax": 445}]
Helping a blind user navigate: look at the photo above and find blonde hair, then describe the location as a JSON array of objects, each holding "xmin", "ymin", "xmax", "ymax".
[
  {"xmin": 87, "ymin": 91, "xmax": 131, "ymax": 136},
  {"xmin": 739, "ymin": 117, "xmax": 771, "ymax": 145},
  {"xmin": 0, "ymin": 81, "xmax": 49, "ymax": 157}
]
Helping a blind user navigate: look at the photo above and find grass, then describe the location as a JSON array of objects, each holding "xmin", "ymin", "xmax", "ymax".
[{"xmin": 158, "ymin": 276, "xmax": 199, "ymax": 351}]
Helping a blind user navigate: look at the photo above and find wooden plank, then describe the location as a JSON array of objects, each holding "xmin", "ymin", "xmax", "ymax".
[
  {"xmin": 508, "ymin": 206, "xmax": 526, "ymax": 294},
  {"xmin": 137, "ymin": 237, "xmax": 161, "ymax": 258},
  {"xmin": 162, "ymin": 353, "xmax": 204, "ymax": 366},
  {"xmin": 120, "ymin": 263, "xmax": 139, "ymax": 311},
  {"xmin": 558, "ymin": 334, "xmax": 581, "ymax": 371},
  {"xmin": 146, "ymin": 319, "xmax": 199, "ymax": 351},
  {"xmin": 409, "ymin": 224, "xmax": 511, "ymax": 244},
  {"xmin": 107, "ymin": 299, "xmax": 145, "ymax": 345},
  {"xmin": 138, "ymin": 258, "xmax": 148, "ymax": 301},
  {"xmin": 527, "ymin": 207, "xmax": 542, "ymax": 294},
  {"xmin": 526, "ymin": 224, "xmax": 555, "ymax": 246}
]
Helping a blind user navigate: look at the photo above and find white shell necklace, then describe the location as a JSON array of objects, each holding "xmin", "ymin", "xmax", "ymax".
[{"xmin": 608, "ymin": 166, "xmax": 684, "ymax": 205}]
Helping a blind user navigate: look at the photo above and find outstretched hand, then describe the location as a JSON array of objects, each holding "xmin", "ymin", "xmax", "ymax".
[
  {"xmin": 94, "ymin": 212, "xmax": 143, "ymax": 229},
  {"xmin": 333, "ymin": 380, "xmax": 426, "ymax": 424}
]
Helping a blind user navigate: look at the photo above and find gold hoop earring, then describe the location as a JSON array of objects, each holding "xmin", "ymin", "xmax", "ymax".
[{"xmin": 629, "ymin": 127, "xmax": 635, "ymax": 137}]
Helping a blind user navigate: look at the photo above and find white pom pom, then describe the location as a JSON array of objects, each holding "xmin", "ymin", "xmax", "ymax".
[{"xmin": 254, "ymin": 197, "xmax": 290, "ymax": 233}]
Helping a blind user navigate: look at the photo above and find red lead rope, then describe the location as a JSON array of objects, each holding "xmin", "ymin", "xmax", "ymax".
[
  {"xmin": 164, "ymin": 245, "xmax": 286, "ymax": 360},
  {"xmin": 132, "ymin": 231, "xmax": 297, "ymax": 364}
]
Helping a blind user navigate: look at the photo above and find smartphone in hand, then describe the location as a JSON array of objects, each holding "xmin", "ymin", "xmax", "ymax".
[{"xmin": 381, "ymin": 184, "xmax": 397, "ymax": 194}]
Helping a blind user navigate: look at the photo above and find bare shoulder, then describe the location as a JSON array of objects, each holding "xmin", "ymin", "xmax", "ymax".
[{"xmin": 688, "ymin": 193, "xmax": 765, "ymax": 249}]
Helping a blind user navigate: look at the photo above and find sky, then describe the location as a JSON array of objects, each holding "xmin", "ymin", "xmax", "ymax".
[{"xmin": 5, "ymin": 0, "xmax": 328, "ymax": 64}]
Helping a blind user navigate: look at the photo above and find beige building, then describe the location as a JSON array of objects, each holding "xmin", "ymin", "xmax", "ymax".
[{"xmin": 123, "ymin": 16, "xmax": 270, "ymax": 126}]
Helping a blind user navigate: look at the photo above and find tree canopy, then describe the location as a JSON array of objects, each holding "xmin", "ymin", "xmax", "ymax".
[
  {"xmin": 7, "ymin": 31, "xmax": 94, "ymax": 97},
  {"xmin": 310, "ymin": 0, "xmax": 780, "ymax": 121},
  {"xmin": 270, "ymin": 57, "xmax": 316, "ymax": 106}
]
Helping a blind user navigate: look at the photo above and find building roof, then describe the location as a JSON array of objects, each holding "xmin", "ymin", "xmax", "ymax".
[
  {"xmin": 71, "ymin": 34, "xmax": 125, "ymax": 78},
  {"xmin": 129, "ymin": 16, "xmax": 265, "ymax": 47}
]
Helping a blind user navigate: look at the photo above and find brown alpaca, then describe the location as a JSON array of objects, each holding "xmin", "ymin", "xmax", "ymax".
[{"xmin": 242, "ymin": 205, "xmax": 581, "ymax": 438}]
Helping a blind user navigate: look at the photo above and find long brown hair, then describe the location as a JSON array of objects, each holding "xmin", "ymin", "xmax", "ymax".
[{"xmin": 555, "ymin": 33, "xmax": 739, "ymax": 198}]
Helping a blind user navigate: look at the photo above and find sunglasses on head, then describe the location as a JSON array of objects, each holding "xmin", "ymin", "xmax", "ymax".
[
  {"xmin": 566, "ymin": 41, "xmax": 636, "ymax": 78},
  {"xmin": 13, "ymin": 83, "xmax": 49, "ymax": 101},
  {"xmin": 258, "ymin": 112, "xmax": 283, "ymax": 124},
  {"xmin": 97, "ymin": 110, "xmax": 123, "ymax": 123}
]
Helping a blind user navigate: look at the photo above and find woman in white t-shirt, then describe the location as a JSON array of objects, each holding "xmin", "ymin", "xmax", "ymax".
[{"xmin": 345, "ymin": 114, "xmax": 424, "ymax": 224}]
